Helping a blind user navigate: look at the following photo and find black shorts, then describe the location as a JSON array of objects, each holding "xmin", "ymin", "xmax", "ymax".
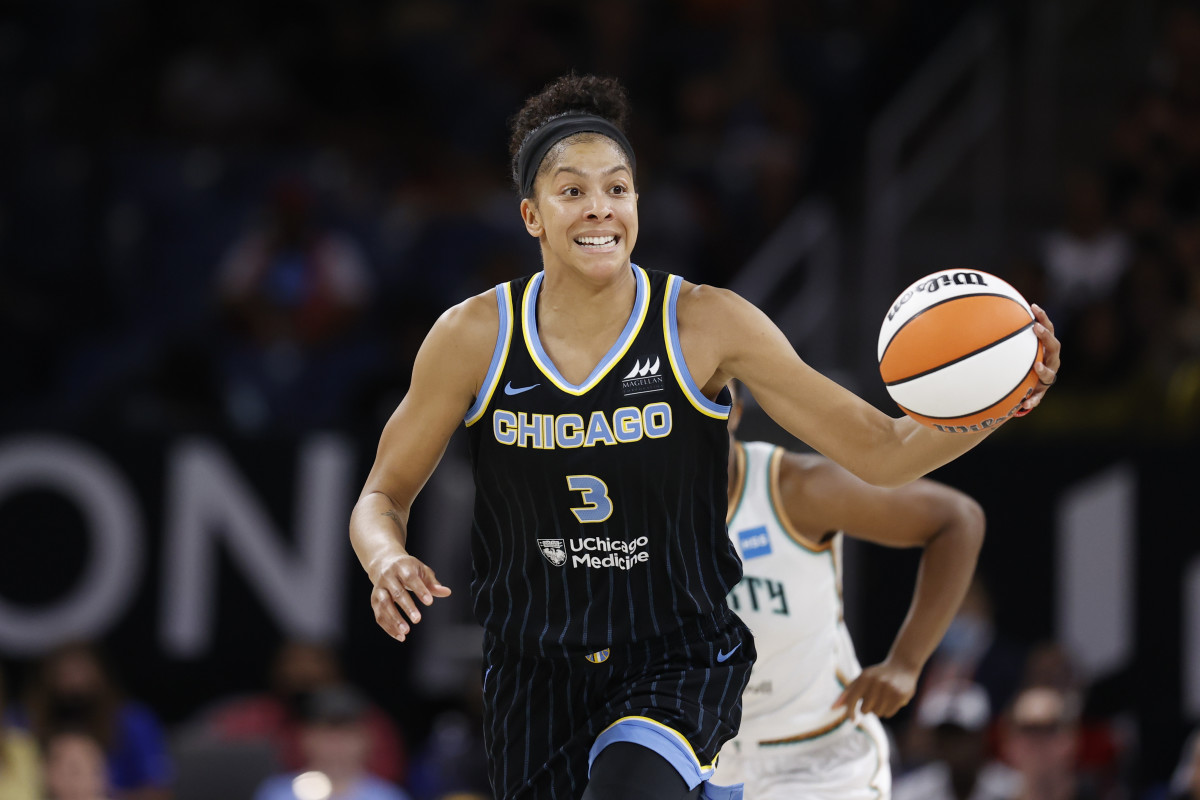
[{"xmin": 481, "ymin": 603, "xmax": 756, "ymax": 800}]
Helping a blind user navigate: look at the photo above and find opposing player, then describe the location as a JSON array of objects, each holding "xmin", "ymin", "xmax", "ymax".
[
  {"xmin": 712, "ymin": 382, "xmax": 986, "ymax": 798},
  {"xmin": 349, "ymin": 74, "xmax": 1060, "ymax": 800}
]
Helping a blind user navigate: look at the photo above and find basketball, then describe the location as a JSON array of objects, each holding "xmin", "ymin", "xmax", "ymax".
[{"xmin": 877, "ymin": 268, "xmax": 1044, "ymax": 433}]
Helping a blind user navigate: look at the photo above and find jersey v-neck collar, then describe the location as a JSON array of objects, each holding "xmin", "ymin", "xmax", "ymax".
[{"xmin": 521, "ymin": 264, "xmax": 650, "ymax": 396}]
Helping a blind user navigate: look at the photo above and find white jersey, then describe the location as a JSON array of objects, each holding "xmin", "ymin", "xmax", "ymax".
[
  {"xmin": 725, "ymin": 441, "xmax": 863, "ymax": 741},
  {"xmin": 714, "ymin": 442, "xmax": 891, "ymax": 800}
]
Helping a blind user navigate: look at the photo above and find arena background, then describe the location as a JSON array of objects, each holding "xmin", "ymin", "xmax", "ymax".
[{"xmin": 4, "ymin": 0, "xmax": 1199, "ymax": 796}]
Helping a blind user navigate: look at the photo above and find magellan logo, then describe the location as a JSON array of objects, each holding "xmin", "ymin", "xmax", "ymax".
[
  {"xmin": 621, "ymin": 356, "xmax": 664, "ymax": 396},
  {"xmin": 624, "ymin": 357, "xmax": 660, "ymax": 379},
  {"xmin": 538, "ymin": 539, "xmax": 567, "ymax": 567}
]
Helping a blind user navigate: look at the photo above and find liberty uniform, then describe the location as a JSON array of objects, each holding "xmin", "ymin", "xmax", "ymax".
[
  {"xmin": 463, "ymin": 265, "xmax": 755, "ymax": 800},
  {"xmin": 711, "ymin": 442, "xmax": 891, "ymax": 800}
]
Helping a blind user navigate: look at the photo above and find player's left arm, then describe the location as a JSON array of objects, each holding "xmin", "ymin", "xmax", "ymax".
[
  {"xmin": 679, "ymin": 282, "xmax": 1060, "ymax": 487},
  {"xmin": 777, "ymin": 453, "xmax": 986, "ymax": 719}
]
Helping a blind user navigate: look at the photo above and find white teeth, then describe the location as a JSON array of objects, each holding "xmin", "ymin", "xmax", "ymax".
[{"xmin": 576, "ymin": 236, "xmax": 617, "ymax": 246}]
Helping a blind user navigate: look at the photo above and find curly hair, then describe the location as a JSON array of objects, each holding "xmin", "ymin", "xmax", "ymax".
[{"xmin": 508, "ymin": 73, "xmax": 634, "ymax": 195}]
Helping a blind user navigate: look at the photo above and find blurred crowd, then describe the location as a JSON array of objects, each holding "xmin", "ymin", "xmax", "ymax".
[
  {"xmin": 0, "ymin": 640, "xmax": 489, "ymax": 800},
  {"xmin": 7, "ymin": 0, "xmax": 1199, "ymax": 439},
  {"xmin": 1, "ymin": 0, "xmax": 968, "ymax": 436},
  {"xmin": 1, "ymin": 581, "xmax": 1195, "ymax": 800},
  {"xmin": 5, "ymin": 0, "xmax": 1197, "ymax": 440},
  {"xmin": 1011, "ymin": 2, "xmax": 1200, "ymax": 438}
]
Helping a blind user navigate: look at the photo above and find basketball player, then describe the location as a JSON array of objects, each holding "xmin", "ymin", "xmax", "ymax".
[
  {"xmin": 349, "ymin": 74, "xmax": 1060, "ymax": 800},
  {"xmin": 711, "ymin": 381, "xmax": 985, "ymax": 798}
]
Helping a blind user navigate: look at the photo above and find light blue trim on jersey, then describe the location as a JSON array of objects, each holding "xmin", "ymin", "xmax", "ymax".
[
  {"xmin": 589, "ymin": 717, "xmax": 719, "ymax": 789},
  {"xmin": 664, "ymin": 275, "xmax": 731, "ymax": 419},
  {"xmin": 523, "ymin": 264, "xmax": 650, "ymax": 396},
  {"xmin": 702, "ymin": 782, "xmax": 744, "ymax": 800},
  {"xmin": 465, "ymin": 282, "xmax": 514, "ymax": 426}
]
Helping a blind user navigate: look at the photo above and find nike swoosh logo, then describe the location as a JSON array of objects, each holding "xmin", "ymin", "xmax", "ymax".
[
  {"xmin": 716, "ymin": 643, "xmax": 741, "ymax": 663},
  {"xmin": 504, "ymin": 381, "xmax": 540, "ymax": 396}
]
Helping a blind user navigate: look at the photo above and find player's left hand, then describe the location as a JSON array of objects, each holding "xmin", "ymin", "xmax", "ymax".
[
  {"xmin": 832, "ymin": 658, "xmax": 920, "ymax": 719},
  {"xmin": 1018, "ymin": 303, "xmax": 1061, "ymax": 415}
]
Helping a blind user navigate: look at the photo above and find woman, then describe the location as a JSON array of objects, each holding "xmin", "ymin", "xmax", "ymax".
[
  {"xmin": 0, "ymin": 665, "xmax": 41, "ymax": 800},
  {"xmin": 349, "ymin": 73, "xmax": 1060, "ymax": 800},
  {"xmin": 22, "ymin": 643, "xmax": 171, "ymax": 800}
]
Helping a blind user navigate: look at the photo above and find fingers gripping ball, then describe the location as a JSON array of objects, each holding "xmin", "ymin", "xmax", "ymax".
[{"xmin": 878, "ymin": 269, "xmax": 1044, "ymax": 433}]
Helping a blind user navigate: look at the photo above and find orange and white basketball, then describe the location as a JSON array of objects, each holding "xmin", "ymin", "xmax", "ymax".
[{"xmin": 877, "ymin": 268, "xmax": 1043, "ymax": 433}]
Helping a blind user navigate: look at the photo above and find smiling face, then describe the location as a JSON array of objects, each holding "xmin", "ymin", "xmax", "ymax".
[{"xmin": 520, "ymin": 135, "xmax": 638, "ymax": 284}]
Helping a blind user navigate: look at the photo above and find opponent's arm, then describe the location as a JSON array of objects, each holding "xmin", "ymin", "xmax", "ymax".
[
  {"xmin": 681, "ymin": 285, "xmax": 1059, "ymax": 487},
  {"xmin": 350, "ymin": 292, "xmax": 497, "ymax": 641},
  {"xmin": 774, "ymin": 453, "xmax": 985, "ymax": 718}
]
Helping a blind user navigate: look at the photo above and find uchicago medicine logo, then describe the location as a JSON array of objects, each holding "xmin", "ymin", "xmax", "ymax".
[
  {"xmin": 537, "ymin": 536, "xmax": 651, "ymax": 570},
  {"xmin": 538, "ymin": 538, "xmax": 567, "ymax": 566}
]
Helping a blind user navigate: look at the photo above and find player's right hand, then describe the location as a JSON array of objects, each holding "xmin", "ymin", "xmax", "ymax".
[
  {"xmin": 832, "ymin": 658, "xmax": 919, "ymax": 719},
  {"xmin": 369, "ymin": 554, "xmax": 452, "ymax": 642}
]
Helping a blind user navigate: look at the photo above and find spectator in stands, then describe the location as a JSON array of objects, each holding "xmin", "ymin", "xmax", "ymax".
[
  {"xmin": 899, "ymin": 578, "xmax": 1025, "ymax": 770},
  {"xmin": 215, "ymin": 176, "xmax": 377, "ymax": 431},
  {"xmin": 919, "ymin": 577, "xmax": 1028, "ymax": 728},
  {"xmin": 0, "ymin": 665, "xmax": 41, "ymax": 800},
  {"xmin": 44, "ymin": 730, "xmax": 113, "ymax": 800},
  {"xmin": 158, "ymin": 6, "xmax": 293, "ymax": 145},
  {"xmin": 253, "ymin": 685, "xmax": 409, "ymax": 800},
  {"xmin": 893, "ymin": 682, "xmax": 1018, "ymax": 800},
  {"xmin": 1021, "ymin": 643, "xmax": 1126, "ymax": 798},
  {"xmin": 218, "ymin": 177, "xmax": 371, "ymax": 349},
  {"xmin": 21, "ymin": 642, "xmax": 171, "ymax": 800},
  {"xmin": 207, "ymin": 639, "xmax": 408, "ymax": 785},
  {"xmin": 1001, "ymin": 685, "xmax": 1102, "ymax": 800},
  {"xmin": 1041, "ymin": 169, "xmax": 1132, "ymax": 323}
]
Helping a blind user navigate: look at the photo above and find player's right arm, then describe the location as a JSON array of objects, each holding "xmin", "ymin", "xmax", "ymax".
[{"xmin": 350, "ymin": 291, "xmax": 498, "ymax": 642}]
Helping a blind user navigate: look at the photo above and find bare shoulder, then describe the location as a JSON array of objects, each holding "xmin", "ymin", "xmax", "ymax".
[
  {"xmin": 774, "ymin": 446, "xmax": 925, "ymax": 545},
  {"xmin": 672, "ymin": 281, "xmax": 772, "ymax": 393},
  {"xmin": 674, "ymin": 279, "xmax": 787, "ymax": 356},
  {"xmin": 769, "ymin": 449, "xmax": 845, "ymax": 543},
  {"xmin": 414, "ymin": 288, "xmax": 503, "ymax": 398},
  {"xmin": 432, "ymin": 289, "xmax": 500, "ymax": 348},
  {"xmin": 673, "ymin": 280, "xmax": 746, "ymax": 321}
]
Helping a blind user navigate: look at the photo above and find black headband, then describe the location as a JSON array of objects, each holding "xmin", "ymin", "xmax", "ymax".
[{"xmin": 516, "ymin": 113, "xmax": 636, "ymax": 197}]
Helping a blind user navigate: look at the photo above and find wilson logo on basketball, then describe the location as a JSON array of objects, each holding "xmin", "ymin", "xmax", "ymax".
[
  {"xmin": 621, "ymin": 356, "xmax": 664, "ymax": 396},
  {"xmin": 886, "ymin": 271, "xmax": 989, "ymax": 322}
]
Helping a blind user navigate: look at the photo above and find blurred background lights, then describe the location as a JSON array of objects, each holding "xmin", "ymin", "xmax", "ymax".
[{"xmin": 291, "ymin": 770, "xmax": 332, "ymax": 800}]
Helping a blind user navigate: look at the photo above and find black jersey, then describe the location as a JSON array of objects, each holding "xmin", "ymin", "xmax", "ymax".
[{"xmin": 464, "ymin": 265, "xmax": 743, "ymax": 653}]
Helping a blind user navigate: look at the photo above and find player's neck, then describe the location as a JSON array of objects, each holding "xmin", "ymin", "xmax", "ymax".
[{"xmin": 536, "ymin": 264, "xmax": 636, "ymax": 340}]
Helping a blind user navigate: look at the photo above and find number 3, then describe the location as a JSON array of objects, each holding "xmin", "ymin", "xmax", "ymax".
[{"xmin": 567, "ymin": 475, "xmax": 612, "ymax": 523}]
